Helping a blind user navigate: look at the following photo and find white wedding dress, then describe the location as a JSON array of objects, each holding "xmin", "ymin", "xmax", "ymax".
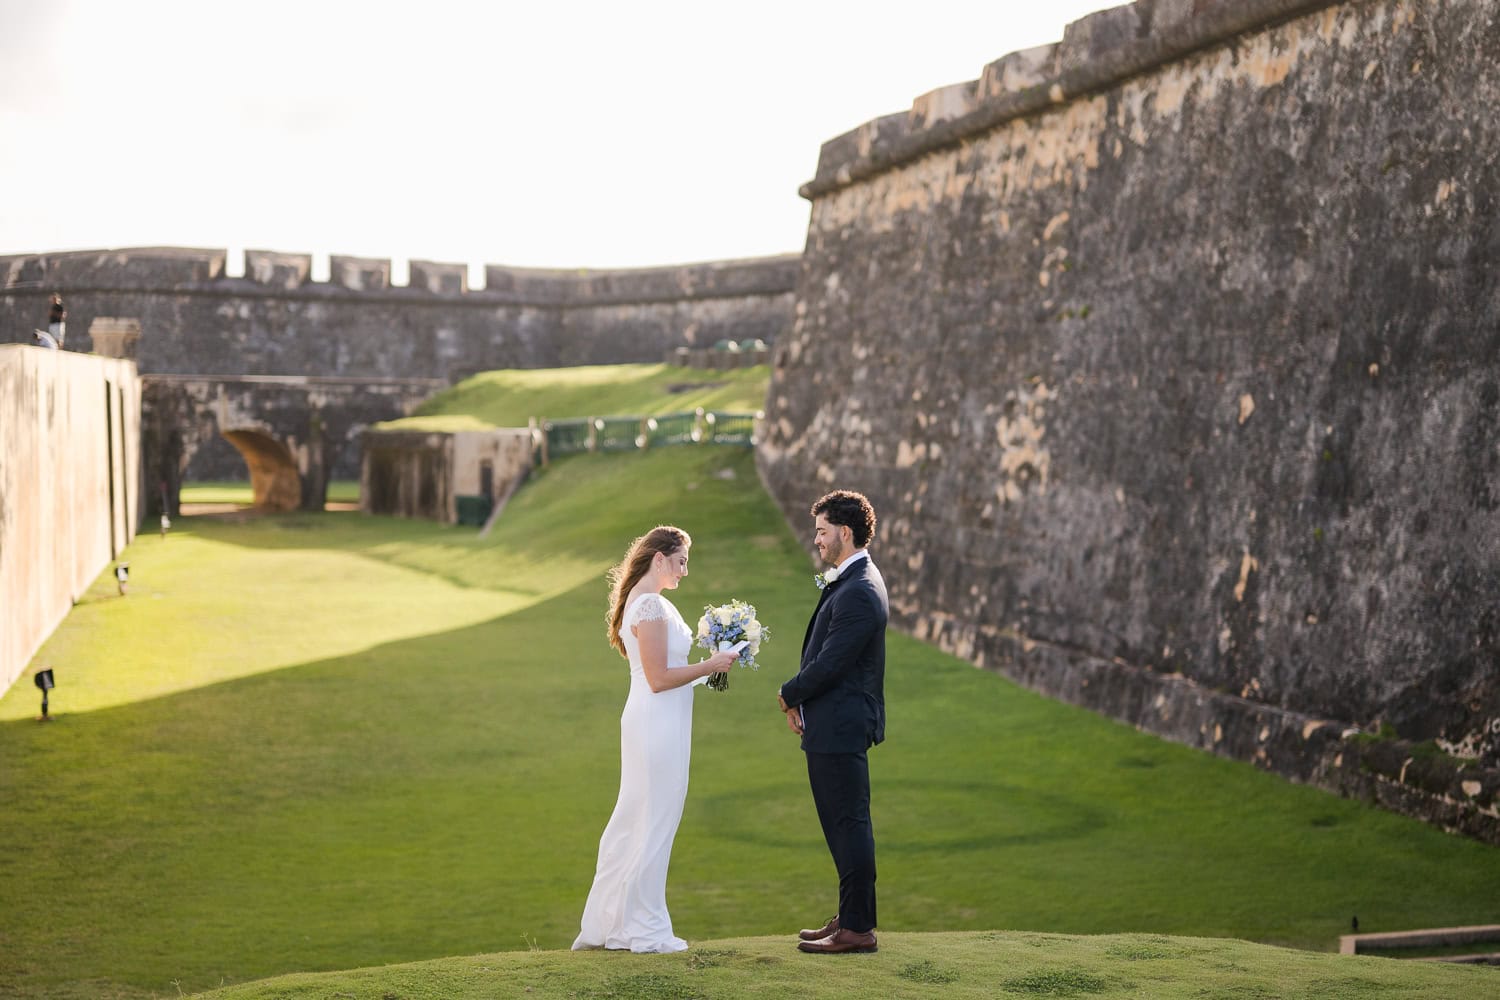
[{"xmin": 572, "ymin": 592, "xmax": 696, "ymax": 953}]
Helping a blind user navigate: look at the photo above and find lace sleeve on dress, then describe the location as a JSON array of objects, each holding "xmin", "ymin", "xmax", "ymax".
[{"xmin": 631, "ymin": 593, "xmax": 670, "ymax": 625}]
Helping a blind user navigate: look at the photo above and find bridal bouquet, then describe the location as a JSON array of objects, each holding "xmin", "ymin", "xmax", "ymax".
[{"xmin": 696, "ymin": 599, "xmax": 768, "ymax": 691}]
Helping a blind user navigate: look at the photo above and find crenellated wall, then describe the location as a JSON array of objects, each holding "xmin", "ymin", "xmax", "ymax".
[
  {"xmin": 760, "ymin": 0, "xmax": 1500, "ymax": 838},
  {"xmin": 0, "ymin": 248, "xmax": 798, "ymax": 382}
]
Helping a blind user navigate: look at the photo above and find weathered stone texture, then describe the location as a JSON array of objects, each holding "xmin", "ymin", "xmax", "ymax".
[
  {"xmin": 761, "ymin": 0, "xmax": 1500, "ymax": 836},
  {"xmin": 140, "ymin": 376, "xmax": 441, "ymax": 513},
  {"xmin": 559, "ymin": 298, "xmax": 789, "ymax": 367},
  {"xmin": 0, "ymin": 250, "xmax": 797, "ymax": 383}
]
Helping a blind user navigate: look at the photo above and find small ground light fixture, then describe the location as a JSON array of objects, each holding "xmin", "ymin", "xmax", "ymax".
[
  {"xmin": 35, "ymin": 668, "xmax": 55, "ymax": 721},
  {"xmin": 160, "ymin": 512, "xmax": 171, "ymax": 538},
  {"xmin": 115, "ymin": 562, "xmax": 129, "ymax": 596}
]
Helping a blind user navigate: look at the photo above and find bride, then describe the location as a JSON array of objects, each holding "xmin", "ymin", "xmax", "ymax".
[{"xmin": 572, "ymin": 525, "xmax": 740, "ymax": 953}]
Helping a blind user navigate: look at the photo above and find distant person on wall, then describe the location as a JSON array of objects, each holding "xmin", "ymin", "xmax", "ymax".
[
  {"xmin": 777, "ymin": 489, "xmax": 888, "ymax": 954},
  {"xmin": 32, "ymin": 294, "xmax": 65, "ymax": 349},
  {"xmin": 48, "ymin": 294, "xmax": 66, "ymax": 347},
  {"xmin": 572, "ymin": 526, "xmax": 741, "ymax": 953}
]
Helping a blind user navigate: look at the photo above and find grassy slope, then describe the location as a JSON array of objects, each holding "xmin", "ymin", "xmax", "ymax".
[
  {"xmin": 199, "ymin": 931, "xmax": 1496, "ymax": 1000},
  {"xmin": 1, "ymin": 447, "xmax": 1498, "ymax": 998},
  {"xmin": 375, "ymin": 362, "xmax": 770, "ymax": 432}
]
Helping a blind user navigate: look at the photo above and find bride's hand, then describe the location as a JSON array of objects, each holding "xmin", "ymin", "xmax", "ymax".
[{"xmin": 700, "ymin": 649, "xmax": 740, "ymax": 676}]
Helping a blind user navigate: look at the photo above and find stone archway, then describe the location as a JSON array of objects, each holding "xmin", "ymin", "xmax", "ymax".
[
  {"xmin": 221, "ymin": 428, "xmax": 301, "ymax": 512},
  {"xmin": 141, "ymin": 374, "xmax": 443, "ymax": 518}
]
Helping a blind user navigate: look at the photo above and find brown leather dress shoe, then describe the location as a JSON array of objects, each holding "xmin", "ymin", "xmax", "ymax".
[
  {"xmin": 798, "ymin": 915, "xmax": 839, "ymax": 942},
  {"xmin": 797, "ymin": 927, "xmax": 878, "ymax": 954}
]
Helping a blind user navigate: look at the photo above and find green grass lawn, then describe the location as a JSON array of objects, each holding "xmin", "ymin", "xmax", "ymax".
[
  {"xmin": 2, "ymin": 447, "xmax": 1498, "ymax": 999},
  {"xmin": 178, "ymin": 481, "xmax": 257, "ymax": 505},
  {"xmin": 194, "ymin": 931, "xmax": 1497, "ymax": 1000},
  {"xmin": 375, "ymin": 362, "xmax": 769, "ymax": 432},
  {"xmin": 180, "ymin": 480, "xmax": 361, "ymax": 506}
]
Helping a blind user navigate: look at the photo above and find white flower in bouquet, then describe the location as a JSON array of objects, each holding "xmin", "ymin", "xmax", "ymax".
[{"xmin": 695, "ymin": 599, "xmax": 770, "ymax": 692}]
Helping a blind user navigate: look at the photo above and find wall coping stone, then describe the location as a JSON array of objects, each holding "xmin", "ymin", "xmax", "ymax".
[
  {"xmin": 0, "ymin": 248, "xmax": 800, "ymax": 309},
  {"xmin": 141, "ymin": 373, "xmax": 447, "ymax": 388},
  {"xmin": 800, "ymin": 0, "xmax": 1343, "ymax": 200}
]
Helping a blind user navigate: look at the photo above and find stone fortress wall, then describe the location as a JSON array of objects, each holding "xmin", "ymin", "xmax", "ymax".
[
  {"xmin": 1, "ymin": 248, "xmax": 797, "ymax": 483},
  {"xmin": 0, "ymin": 247, "xmax": 798, "ymax": 382},
  {"xmin": 758, "ymin": 0, "xmax": 1500, "ymax": 838}
]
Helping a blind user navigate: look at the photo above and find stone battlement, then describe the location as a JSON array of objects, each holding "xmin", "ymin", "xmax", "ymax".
[
  {"xmin": 802, "ymin": 0, "xmax": 1339, "ymax": 198},
  {"xmin": 0, "ymin": 246, "xmax": 801, "ymax": 307},
  {"xmin": 0, "ymin": 247, "xmax": 797, "ymax": 382}
]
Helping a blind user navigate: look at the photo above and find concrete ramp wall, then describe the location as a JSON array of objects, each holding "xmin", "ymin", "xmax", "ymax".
[{"xmin": 0, "ymin": 346, "xmax": 141, "ymax": 697}]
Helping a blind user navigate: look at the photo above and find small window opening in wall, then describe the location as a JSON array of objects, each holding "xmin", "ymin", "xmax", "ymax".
[
  {"xmin": 468, "ymin": 261, "xmax": 486, "ymax": 291},
  {"xmin": 311, "ymin": 253, "xmax": 330, "ymax": 283},
  {"xmin": 225, "ymin": 247, "xmax": 246, "ymax": 279},
  {"xmin": 391, "ymin": 258, "xmax": 410, "ymax": 288},
  {"xmin": 479, "ymin": 460, "xmax": 494, "ymax": 501}
]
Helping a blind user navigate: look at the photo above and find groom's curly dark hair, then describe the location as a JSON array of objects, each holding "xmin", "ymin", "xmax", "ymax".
[{"xmin": 811, "ymin": 489, "xmax": 877, "ymax": 548}]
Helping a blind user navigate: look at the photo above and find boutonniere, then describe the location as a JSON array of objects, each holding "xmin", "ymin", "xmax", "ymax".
[{"xmin": 814, "ymin": 567, "xmax": 840, "ymax": 590}]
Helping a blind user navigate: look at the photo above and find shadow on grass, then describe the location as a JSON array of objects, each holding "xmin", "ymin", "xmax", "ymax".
[
  {"xmin": 170, "ymin": 448, "xmax": 773, "ymax": 600},
  {"xmin": 701, "ymin": 778, "xmax": 1108, "ymax": 852},
  {"xmin": 6, "ymin": 568, "xmax": 1500, "ymax": 1000},
  {"xmin": 0, "ymin": 581, "xmax": 627, "ymax": 998}
]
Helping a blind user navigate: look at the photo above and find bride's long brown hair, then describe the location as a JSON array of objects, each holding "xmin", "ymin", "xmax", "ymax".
[{"xmin": 605, "ymin": 525, "xmax": 692, "ymax": 658}]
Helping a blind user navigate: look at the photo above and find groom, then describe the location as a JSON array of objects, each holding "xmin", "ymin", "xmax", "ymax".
[{"xmin": 777, "ymin": 489, "xmax": 887, "ymax": 954}]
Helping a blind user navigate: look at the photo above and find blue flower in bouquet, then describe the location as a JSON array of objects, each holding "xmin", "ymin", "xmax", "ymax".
[{"xmin": 695, "ymin": 599, "xmax": 769, "ymax": 691}]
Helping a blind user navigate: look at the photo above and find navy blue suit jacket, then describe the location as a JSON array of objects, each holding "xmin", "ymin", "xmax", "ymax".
[{"xmin": 779, "ymin": 556, "xmax": 888, "ymax": 754}]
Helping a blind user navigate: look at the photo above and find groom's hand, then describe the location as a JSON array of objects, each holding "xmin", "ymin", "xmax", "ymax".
[{"xmin": 777, "ymin": 693, "xmax": 804, "ymax": 734}]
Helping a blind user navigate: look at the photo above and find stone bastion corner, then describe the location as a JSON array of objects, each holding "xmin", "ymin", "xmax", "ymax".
[{"xmin": 764, "ymin": 0, "xmax": 1500, "ymax": 841}]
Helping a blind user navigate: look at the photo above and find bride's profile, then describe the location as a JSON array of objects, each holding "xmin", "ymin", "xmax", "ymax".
[{"xmin": 572, "ymin": 525, "xmax": 739, "ymax": 953}]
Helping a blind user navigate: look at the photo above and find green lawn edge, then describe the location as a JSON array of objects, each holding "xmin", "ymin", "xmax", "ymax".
[
  {"xmin": 194, "ymin": 930, "xmax": 1497, "ymax": 1000},
  {"xmin": 374, "ymin": 362, "xmax": 770, "ymax": 431}
]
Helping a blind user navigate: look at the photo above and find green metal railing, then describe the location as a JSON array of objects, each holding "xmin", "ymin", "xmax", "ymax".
[
  {"xmin": 704, "ymin": 411, "xmax": 756, "ymax": 445},
  {"xmin": 647, "ymin": 411, "xmax": 699, "ymax": 446},
  {"xmin": 541, "ymin": 418, "xmax": 592, "ymax": 457},
  {"xmin": 536, "ymin": 409, "xmax": 761, "ymax": 466},
  {"xmin": 595, "ymin": 417, "xmax": 641, "ymax": 452}
]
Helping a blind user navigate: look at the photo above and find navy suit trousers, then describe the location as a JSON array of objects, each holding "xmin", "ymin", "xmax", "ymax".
[{"xmin": 806, "ymin": 749, "xmax": 877, "ymax": 933}]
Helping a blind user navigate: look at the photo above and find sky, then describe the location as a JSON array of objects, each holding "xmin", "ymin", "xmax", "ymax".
[{"xmin": 0, "ymin": 0, "xmax": 1109, "ymax": 279}]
